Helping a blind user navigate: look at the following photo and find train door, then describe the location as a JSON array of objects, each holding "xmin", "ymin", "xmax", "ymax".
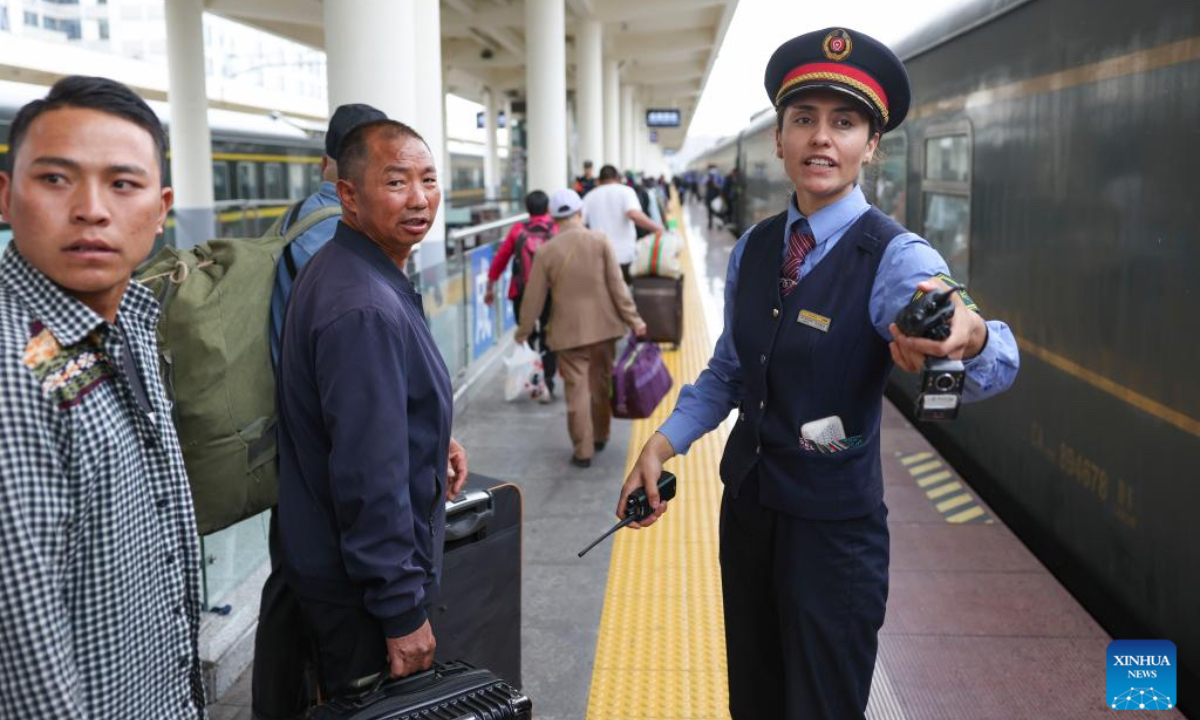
[{"xmin": 919, "ymin": 121, "xmax": 973, "ymax": 284}]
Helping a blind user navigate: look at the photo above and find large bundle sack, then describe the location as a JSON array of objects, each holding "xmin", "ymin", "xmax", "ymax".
[
  {"xmin": 136, "ymin": 203, "xmax": 341, "ymax": 534},
  {"xmin": 631, "ymin": 231, "xmax": 683, "ymax": 279}
]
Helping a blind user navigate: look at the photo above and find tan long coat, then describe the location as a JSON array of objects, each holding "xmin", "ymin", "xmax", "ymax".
[{"xmin": 516, "ymin": 226, "xmax": 642, "ymax": 352}]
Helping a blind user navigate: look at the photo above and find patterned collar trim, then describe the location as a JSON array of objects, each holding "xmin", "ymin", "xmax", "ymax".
[{"xmin": 1, "ymin": 243, "xmax": 159, "ymax": 347}]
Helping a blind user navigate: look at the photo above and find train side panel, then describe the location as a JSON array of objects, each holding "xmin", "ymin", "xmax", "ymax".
[{"xmin": 889, "ymin": 0, "xmax": 1200, "ymax": 703}]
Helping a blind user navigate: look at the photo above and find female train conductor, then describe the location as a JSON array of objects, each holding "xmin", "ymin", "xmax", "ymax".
[{"xmin": 618, "ymin": 27, "xmax": 1020, "ymax": 720}]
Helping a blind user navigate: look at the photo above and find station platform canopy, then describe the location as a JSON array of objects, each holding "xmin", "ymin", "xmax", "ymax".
[{"xmin": 201, "ymin": 0, "xmax": 738, "ymax": 151}]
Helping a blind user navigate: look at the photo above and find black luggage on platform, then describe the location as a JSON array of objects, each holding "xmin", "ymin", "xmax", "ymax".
[
  {"xmin": 631, "ymin": 275, "xmax": 684, "ymax": 346},
  {"xmin": 309, "ymin": 661, "xmax": 531, "ymax": 720},
  {"xmin": 430, "ymin": 477, "xmax": 523, "ymax": 687}
]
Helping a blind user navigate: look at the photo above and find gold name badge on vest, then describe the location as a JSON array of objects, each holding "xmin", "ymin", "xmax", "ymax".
[{"xmin": 797, "ymin": 309, "xmax": 832, "ymax": 332}]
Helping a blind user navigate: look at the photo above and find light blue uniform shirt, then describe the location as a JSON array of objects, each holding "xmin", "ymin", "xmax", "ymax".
[
  {"xmin": 269, "ymin": 181, "xmax": 342, "ymax": 366},
  {"xmin": 659, "ymin": 185, "xmax": 1020, "ymax": 455}
]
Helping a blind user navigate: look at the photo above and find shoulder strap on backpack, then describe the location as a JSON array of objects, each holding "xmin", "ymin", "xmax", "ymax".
[
  {"xmin": 281, "ymin": 200, "xmax": 305, "ymax": 233},
  {"xmin": 279, "ymin": 204, "xmax": 343, "ymax": 281}
]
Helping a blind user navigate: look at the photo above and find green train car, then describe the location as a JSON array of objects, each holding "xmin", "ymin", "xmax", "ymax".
[
  {"xmin": 0, "ymin": 79, "xmax": 492, "ymax": 249},
  {"xmin": 693, "ymin": 0, "xmax": 1199, "ymax": 712}
]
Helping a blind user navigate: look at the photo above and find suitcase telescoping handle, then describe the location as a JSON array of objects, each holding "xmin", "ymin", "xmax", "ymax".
[{"xmin": 445, "ymin": 489, "xmax": 495, "ymax": 542}]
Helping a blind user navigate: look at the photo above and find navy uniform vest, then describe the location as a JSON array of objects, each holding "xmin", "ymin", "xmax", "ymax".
[{"xmin": 719, "ymin": 206, "xmax": 906, "ymax": 520}]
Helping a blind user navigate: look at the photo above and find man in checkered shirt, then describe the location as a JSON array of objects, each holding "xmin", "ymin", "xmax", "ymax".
[{"xmin": 0, "ymin": 77, "xmax": 205, "ymax": 717}]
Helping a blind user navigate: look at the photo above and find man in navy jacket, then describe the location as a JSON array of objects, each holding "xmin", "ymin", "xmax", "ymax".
[{"xmin": 276, "ymin": 117, "xmax": 467, "ymax": 702}]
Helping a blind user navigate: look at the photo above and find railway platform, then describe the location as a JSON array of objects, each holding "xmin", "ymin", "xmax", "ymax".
[{"xmin": 208, "ymin": 199, "xmax": 1183, "ymax": 720}]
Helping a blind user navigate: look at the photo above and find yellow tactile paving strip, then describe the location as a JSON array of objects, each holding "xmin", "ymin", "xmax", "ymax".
[{"xmin": 586, "ymin": 204, "xmax": 732, "ymax": 719}]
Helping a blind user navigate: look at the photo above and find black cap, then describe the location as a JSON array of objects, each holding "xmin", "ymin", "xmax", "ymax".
[
  {"xmin": 325, "ymin": 103, "xmax": 387, "ymax": 158},
  {"xmin": 764, "ymin": 27, "xmax": 910, "ymax": 133}
]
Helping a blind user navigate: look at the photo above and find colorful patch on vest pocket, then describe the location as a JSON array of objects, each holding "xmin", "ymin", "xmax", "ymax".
[
  {"xmin": 797, "ymin": 309, "xmax": 832, "ymax": 332},
  {"xmin": 800, "ymin": 435, "xmax": 865, "ymax": 454},
  {"xmin": 23, "ymin": 322, "xmax": 115, "ymax": 409}
]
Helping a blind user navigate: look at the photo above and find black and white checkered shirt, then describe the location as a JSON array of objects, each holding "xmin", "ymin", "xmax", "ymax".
[{"xmin": 0, "ymin": 246, "xmax": 205, "ymax": 719}]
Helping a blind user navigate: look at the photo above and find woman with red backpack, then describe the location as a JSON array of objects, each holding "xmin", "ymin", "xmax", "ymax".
[{"xmin": 485, "ymin": 190, "xmax": 559, "ymax": 401}]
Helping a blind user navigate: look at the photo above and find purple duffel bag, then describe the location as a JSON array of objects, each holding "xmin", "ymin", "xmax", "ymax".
[{"xmin": 612, "ymin": 335, "xmax": 673, "ymax": 420}]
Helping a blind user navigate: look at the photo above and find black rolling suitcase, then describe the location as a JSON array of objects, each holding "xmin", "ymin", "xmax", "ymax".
[
  {"xmin": 430, "ymin": 477, "xmax": 522, "ymax": 687},
  {"xmin": 631, "ymin": 275, "xmax": 684, "ymax": 346},
  {"xmin": 309, "ymin": 661, "xmax": 531, "ymax": 720}
]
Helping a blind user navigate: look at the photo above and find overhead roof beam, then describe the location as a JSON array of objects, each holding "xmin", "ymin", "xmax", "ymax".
[
  {"xmin": 610, "ymin": 29, "xmax": 713, "ymax": 60},
  {"xmin": 477, "ymin": 26, "xmax": 524, "ymax": 57},
  {"xmin": 595, "ymin": 0, "xmax": 726, "ymax": 24},
  {"xmin": 204, "ymin": 0, "xmax": 322, "ymax": 27},
  {"xmin": 566, "ymin": 0, "xmax": 594, "ymax": 19},
  {"xmin": 441, "ymin": 4, "xmax": 525, "ymax": 33}
]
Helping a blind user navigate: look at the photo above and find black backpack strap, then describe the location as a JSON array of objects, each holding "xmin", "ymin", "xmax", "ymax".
[{"xmin": 283, "ymin": 242, "xmax": 299, "ymax": 281}]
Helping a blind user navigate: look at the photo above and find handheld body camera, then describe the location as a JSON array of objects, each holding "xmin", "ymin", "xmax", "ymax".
[{"xmin": 894, "ymin": 285, "xmax": 966, "ymax": 421}]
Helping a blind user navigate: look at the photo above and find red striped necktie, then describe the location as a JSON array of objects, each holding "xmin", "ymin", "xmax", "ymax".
[{"xmin": 780, "ymin": 221, "xmax": 816, "ymax": 297}]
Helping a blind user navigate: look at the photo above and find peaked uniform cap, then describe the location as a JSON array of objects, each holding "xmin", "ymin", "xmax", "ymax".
[{"xmin": 764, "ymin": 27, "xmax": 910, "ymax": 133}]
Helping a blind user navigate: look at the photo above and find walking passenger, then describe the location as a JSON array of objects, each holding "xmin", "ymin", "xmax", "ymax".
[
  {"xmin": 254, "ymin": 101, "xmax": 387, "ymax": 720},
  {"xmin": 574, "ymin": 159, "xmax": 597, "ymax": 196},
  {"xmin": 0, "ymin": 76, "xmax": 205, "ymax": 718},
  {"xmin": 484, "ymin": 190, "xmax": 559, "ymax": 401},
  {"xmin": 582, "ymin": 164, "xmax": 664, "ymax": 283},
  {"xmin": 275, "ymin": 118, "xmax": 469, "ymax": 701},
  {"xmin": 619, "ymin": 28, "xmax": 1020, "ymax": 720},
  {"xmin": 516, "ymin": 189, "xmax": 646, "ymax": 468}
]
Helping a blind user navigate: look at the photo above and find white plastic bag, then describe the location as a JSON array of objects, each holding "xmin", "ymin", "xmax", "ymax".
[{"xmin": 503, "ymin": 343, "xmax": 548, "ymax": 402}]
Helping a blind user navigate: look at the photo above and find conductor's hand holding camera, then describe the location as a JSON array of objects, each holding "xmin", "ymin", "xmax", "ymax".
[{"xmin": 887, "ymin": 277, "xmax": 988, "ymax": 371}]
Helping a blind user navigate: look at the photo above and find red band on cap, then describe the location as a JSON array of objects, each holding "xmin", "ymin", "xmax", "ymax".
[{"xmin": 776, "ymin": 62, "xmax": 889, "ymax": 121}]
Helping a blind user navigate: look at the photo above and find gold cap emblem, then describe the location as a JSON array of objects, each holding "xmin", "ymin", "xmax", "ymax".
[{"xmin": 823, "ymin": 29, "xmax": 852, "ymax": 61}]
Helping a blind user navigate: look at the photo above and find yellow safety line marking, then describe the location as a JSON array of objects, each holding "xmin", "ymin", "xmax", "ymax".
[
  {"xmin": 947, "ymin": 506, "xmax": 986, "ymax": 524},
  {"xmin": 216, "ymin": 205, "xmax": 290, "ymax": 223},
  {"xmin": 908, "ymin": 460, "xmax": 942, "ymax": 476},
  {"xmin": 926, "ymin": 482, "xmax": 963, "ymax": 499},
  {"xmin": 1018, "ymin": 335, "xmax": 1200, "ymax": 440},
  {"xmin": 900, "ymin": 451, "xmax": 933, "ymax": 465},
  {"xmin": 913, "ymin": 36, "xmax": 1200, "ymax": 119},
  {"xmin": 917, "ymin": 470, "xmax": 953, "ymax": 488},
  {"xmin": 210, "ymin": 152, "xmax": 321, "ymax": 164},
  {"xmin": 935, "ymin": 494, "xmax": 973, "ymax": 513},
  {"xmin": 588, "ymin": 192, "xmax": 730, "ymax": 719}
]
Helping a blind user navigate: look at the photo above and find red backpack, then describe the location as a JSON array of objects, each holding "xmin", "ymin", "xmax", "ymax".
[{"xmin": 511, "ymin": 220, "xmax": 556, "ymax": 295}]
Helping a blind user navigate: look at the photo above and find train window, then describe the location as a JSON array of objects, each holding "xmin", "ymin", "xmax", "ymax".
[
  {"xmin": 920, "ymin": 122, "xmax": 972, "ymax": 284},
  {"xmin": 874, "ymin": 132, "xmax": 907, "ymax": 225},
  {"xmin": 263, "ymin": 163, "xmax": 284, "ymax": 200},
  {"xmin": 212, "ymin": 163, "xmax": 230, "ymax": 201},
  {"xmin": 308, "ymin": 164, "xmax": 322, "ymax": 192},
  {"xmin": 923, "ymin": 194, "xmax": 970, "ymax": 282},
  {"xmin": 287, "ymin": 163, "xmax": 307, "ymax": 199},
  {"xmin": 236, "ymin": 162, "xmax": 258, "ymax": 200},
  {"xmin": 924, "ymin": 135, "xmax": 969, "ymax": 183}
]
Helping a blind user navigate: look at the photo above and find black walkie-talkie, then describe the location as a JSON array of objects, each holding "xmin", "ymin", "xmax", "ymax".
[{"xmin": 577, "ymin": 472, "xmax": 677, "ymax": 558}]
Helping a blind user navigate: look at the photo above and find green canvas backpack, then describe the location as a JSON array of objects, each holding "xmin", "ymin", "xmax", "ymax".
[{"xmin": 137, "ymin": 203, "xmax": 342, "ymax": 534}]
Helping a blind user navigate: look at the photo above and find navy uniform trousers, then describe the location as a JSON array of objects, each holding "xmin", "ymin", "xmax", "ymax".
[{"xmin": 719, "ymin": 469, "xmax": 890, "ymax": 720}]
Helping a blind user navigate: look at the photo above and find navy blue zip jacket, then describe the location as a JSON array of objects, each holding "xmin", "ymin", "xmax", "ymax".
[{"xmin": 276, "ymin": 221, "xmax": 452, "ymax": 637}]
